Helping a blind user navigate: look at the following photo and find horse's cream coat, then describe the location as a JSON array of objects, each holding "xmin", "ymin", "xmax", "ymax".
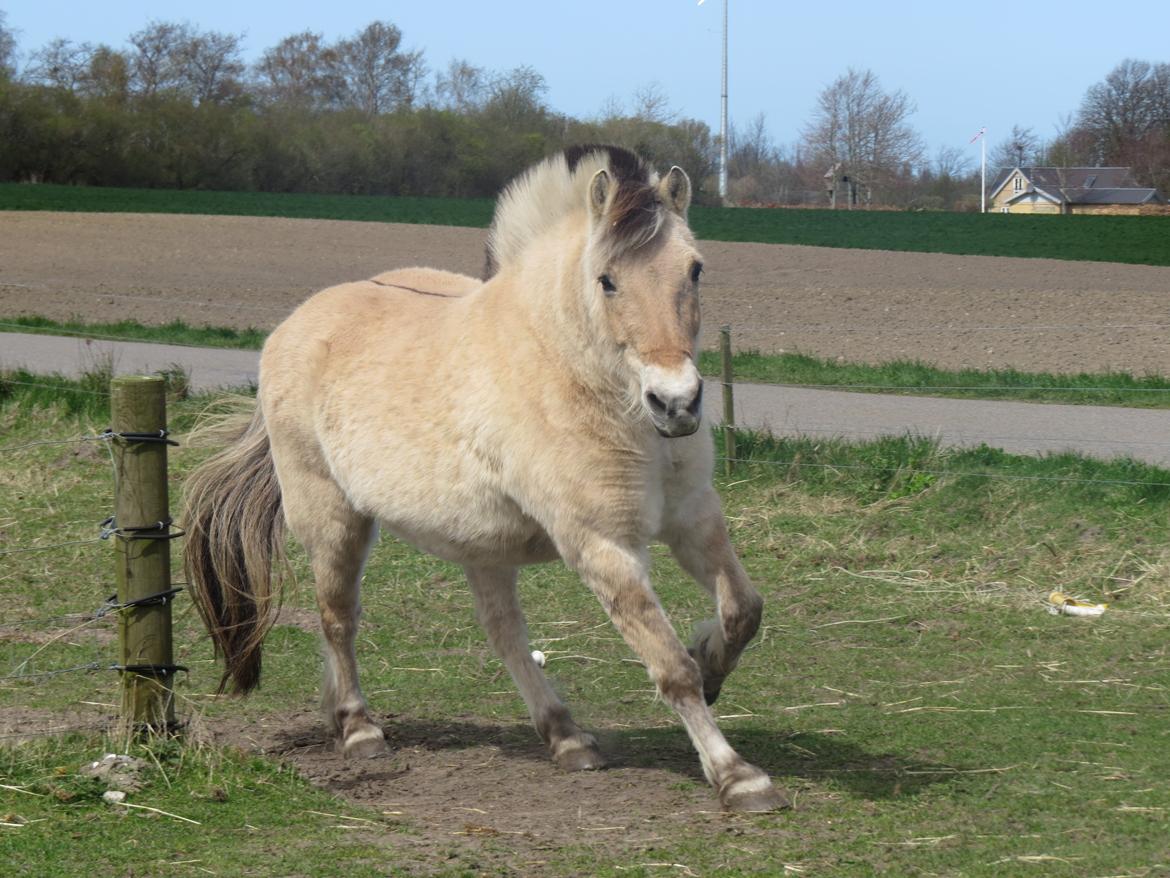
[{"xmin": 184, "ymin": 147, "xmax": 789, "ymax": 811}]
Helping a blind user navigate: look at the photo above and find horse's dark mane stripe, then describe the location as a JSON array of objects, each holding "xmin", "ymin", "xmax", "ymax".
[{"xmin": 564, "ymin": 144, "xmax": 650, "ymax": 184}]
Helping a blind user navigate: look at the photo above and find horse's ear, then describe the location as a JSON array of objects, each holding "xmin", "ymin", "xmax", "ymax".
[
  {"xmin": 588, "ymin": 169, "xmax": 610, "ymax": 221},
  {"xmin": 659, "ymin": 166, "xmax": 692, "ymax": 217}
]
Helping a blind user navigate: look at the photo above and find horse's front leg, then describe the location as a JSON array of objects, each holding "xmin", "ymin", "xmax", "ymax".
[
  {"xmin": 662, "ymin": 486, "xmax": 764, "ymax": 706},
  {"xmin": 562, "ymin": 534, "xmax": 789, "ymax": 812}
]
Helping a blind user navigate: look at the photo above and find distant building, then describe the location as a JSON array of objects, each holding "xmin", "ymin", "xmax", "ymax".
[
  {"xmin": 824, "ymin": 163, "xmax": 869, "ymax": 209},
  {"xmin": 988, "ymin": 167, "xmax": 1165, "ymax": 215}
]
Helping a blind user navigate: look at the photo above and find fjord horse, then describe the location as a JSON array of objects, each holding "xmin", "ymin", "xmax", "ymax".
[{"xmin": 184, "ymin": 145, "xmax": 787, "ymax": 811}]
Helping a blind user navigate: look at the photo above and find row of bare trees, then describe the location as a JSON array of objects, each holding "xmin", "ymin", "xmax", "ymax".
[
  {"xmin": 1, "ymin": 11, "xmax": 1166, "ymax": 207},
  {"xmin": 0, "ymin": 15, "xmax": 716, "ymax": 197},
  {"xmin": 13, "ymin": 19, "xmax": 432, "ymax": 112},
  {"xmin": 725, "ymin": 59, "xmax": 1169, "ymax": 209}
]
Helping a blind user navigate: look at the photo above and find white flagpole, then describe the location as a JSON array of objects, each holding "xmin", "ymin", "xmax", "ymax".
[
  {"xmin": 699, "ymin": 0, "xmax": 729, "ymax": 205},
  {"xmin": 720, "ymin": 0, "xmax": 728, "ymax": 205},
  {"xmin": 981, "ymin": 134, "xmax": 987, "ymax": 213},
  {"xmin": 970, "ymin": 127, "xmax": 987, "ymax": 213}
]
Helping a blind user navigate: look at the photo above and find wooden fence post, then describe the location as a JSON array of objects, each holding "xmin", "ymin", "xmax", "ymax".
[
  {"xmin": 720, "ymin": 325, "xmax": 736, "ymax": 477},
  {"xmin": 111, "ymin": 376, "xmax": 178, "ymax": 733}
]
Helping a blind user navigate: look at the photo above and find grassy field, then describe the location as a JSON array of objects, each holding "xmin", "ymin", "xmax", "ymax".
[
  {"xmin": 2, "ymin": 377, "xmax": 1169, "ymax": 876},
  {"xmin": 1, "ymin": 315, "xmax": 268, "ymax": 351},
  {"xmin": 7, "ymin": 315, "xmax": 1170, "ymax": 408},
  {"xmin": 0, "ymin": 183, "xmax": 495, "ymax": 228},
  {"xmin": 4, "ymin": 182, "xmax": 1170, "ymax": 266},
  {"xmin": 696, "ymin": 349, "xmax": 1170, "ymax": 408}
]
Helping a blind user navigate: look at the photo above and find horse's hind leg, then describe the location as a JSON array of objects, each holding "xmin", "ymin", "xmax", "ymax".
[
  {"xmin": 662, "ymin": 487, "xmax": 764, "ymax": 706},
  {"xmin": 278, "ymin": 464, "xmax": 384, "ymax": 758},
  {"xmin": 465, "ymin": 565, "xmax": 604, "ymax": 771}
]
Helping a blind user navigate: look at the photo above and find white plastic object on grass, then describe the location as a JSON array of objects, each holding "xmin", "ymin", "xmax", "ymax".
[
  {"xmin": 530, "ymin": 650, "xmax": 546, "ymax": 667},
  {"xmin": 1047, "ymin": 591, "xmax": 1107, "ymax": 617}
]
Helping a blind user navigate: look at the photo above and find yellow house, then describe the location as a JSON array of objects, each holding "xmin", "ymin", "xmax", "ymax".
[{"xmin": 988, "ymin": 167, "xmax": 1165, "ymax": 215}]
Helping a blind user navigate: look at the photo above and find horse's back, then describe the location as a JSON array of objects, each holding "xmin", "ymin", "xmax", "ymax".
[
  {"xmin": 259, "ymin": 267, "xmax": 557, "ymax": 563},
  {"xmin": 261, "ymin": 267, "xmax": 479, "ymax": 388}
]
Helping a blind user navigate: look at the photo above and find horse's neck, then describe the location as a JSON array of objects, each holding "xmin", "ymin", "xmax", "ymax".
[{"xmin": 514, "ymin": 227, "xmax": 626, "ymax": 392}]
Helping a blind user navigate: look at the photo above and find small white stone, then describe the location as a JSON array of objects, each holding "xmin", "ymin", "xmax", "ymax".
[
  {"xmin": 102, "ymin": 790, "xmax": 126, "ymax": 804},
  {"xmin": 530, "ymin": 650, "xmax": 546, "ymax": 668}
]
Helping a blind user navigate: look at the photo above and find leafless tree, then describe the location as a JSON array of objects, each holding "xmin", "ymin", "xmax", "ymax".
[
  {"xmin": 484, "ymin": 65, "xmax": 548, "ymax": 124},
  {"xmin": 254, "ymin": 31, "xmax": 343, "ymax": 109},
  {"xmin": 335, "ymin": 22, "xmax": 425, "ymax": 115},
  {"xmin": 434, "ymin": 58, "xmax": 488, "ymax": 113},
  {"xmin": 182, "ymin": 30, "xmax": 245, "ymax": 104},
  {"xmin": 1079, "ymin": 59, "xmax": 1161, "ymax": 160},
  {"xmin": 727, "ymin": 113, "xmax": 801, "ymax": 203},
  {"xmin": 128, "ymin": 21, "xmax": 192, "ymax": 96},
  {"xmin": 25, "ymin": 38, "xmax": 95, "ymax": 92},
  {"xmin": 801, "ymin": 68, "xmax": 924, "ymax": 199},
  {"xmin": 1072, "ymin": 58, "xmax": 1170, "ymax": 190},
  {"xmin": 632, "ymin": 83, "xmax": 675, "ymax": 124},
  {"xmin": 933, "ymin": 144, "xmax": 973, "ymax": 179},
  {"xmin": 730, "ymin": 114, "xmax": 777, "ymax": 172},
  {"xmin": 0, "ymin": 11, "xmax": 17, "ymax": 79},
  {"xmin": 990, "ymin": 124, "xmax": 1041, "ymax": 169}
]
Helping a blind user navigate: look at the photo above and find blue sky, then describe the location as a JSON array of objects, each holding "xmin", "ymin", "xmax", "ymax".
[{"xmin": 4, "ymin": 0, "xmax": 1169, "ymax": 167}]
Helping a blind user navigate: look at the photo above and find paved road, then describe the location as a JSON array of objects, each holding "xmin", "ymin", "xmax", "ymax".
[{"xmin": 5, "ymin": 331, "xmax": 1170, "ymax": 467}]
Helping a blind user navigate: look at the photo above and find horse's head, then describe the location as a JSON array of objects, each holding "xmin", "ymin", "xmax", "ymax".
[{"xmin": 584, "ymin": 163, "xmax": 704, "ymax": 438}]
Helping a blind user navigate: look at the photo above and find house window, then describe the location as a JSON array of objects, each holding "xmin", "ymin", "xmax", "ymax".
[{"xmin": 1013, "ymin": 176, "xmax": 1023, "ymax": 192}]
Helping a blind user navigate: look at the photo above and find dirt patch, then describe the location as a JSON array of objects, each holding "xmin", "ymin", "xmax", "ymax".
[
  {"xmin": 274, "ymin": 606, "xmax": 320, "ymax": 633},
  {"xmin": 4, "ymin": 211, "xmax": 1170, "ymax": 374},
  {"xmin": 194, "ymin": 706, "xmax": 809, "ymax": 872},
  {"xmin": 0, "ymin": 706, "xmax": 114, "ymax": 743}
]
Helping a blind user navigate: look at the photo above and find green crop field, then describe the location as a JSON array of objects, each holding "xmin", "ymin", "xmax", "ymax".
[
  {"xmin": 0, "ymin": 182, "xmax": 495, "ymax": 228},
  {"xmin": 693, "ymin": 204, "xmax": 1170, "ymax": 265},
  {"xmin": 4, "ymin": 182, "xmax": 1170, "ymax": 265},
  {"xmin": 3, "ymin": 376, "xmax": 1169, "ymax": 876}
]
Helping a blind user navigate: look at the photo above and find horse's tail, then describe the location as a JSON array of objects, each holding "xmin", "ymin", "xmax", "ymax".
[{"xmin": 182, "ymin": 399, "xmax": 285, "ymax": 695}]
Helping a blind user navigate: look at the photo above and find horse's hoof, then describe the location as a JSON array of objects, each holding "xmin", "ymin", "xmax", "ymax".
[
  {"xmin": 719, "ymin": 770, "xmax": 792, "ymax": 812},
  {"xmin": 553, "ymin": 737, "xmax": 606, "ymax": 772},
  {"xmin": 342, "ymin": 725, "xmax": 388, "ymax": 759},
  {"xmin": 703, "ymin": 681, "xmax": 724, "ymax": 706}
]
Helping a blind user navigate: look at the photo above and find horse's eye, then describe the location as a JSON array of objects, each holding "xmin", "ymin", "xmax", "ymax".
[
  {"xmin": 598, "ymin": 274, "xmax": 617, "ymax": 295},
  {"xmin": 690, "ymin": 262, "xmax": 704, "ymax": 284}
]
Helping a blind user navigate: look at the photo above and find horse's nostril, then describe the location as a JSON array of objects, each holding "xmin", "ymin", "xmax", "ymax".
[
  {"xmin": 687, "ymin": 383, "xmax": 704, "ymax": 415},
  {"xmin": 645, "ymin": 391, "xmax": 668, "ymax": 413}
]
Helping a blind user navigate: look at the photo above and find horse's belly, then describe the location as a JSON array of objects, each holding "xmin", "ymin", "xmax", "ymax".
[
  {"xmin": 379, "ymin": 509, "xmax": 559, "ymax": 567},
  {"xmin": 348, "ymin": 467, "xmax": 557, "ymax": 566}
]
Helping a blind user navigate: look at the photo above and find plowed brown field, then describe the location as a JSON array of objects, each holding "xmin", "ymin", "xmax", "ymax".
[{"xmin": 3, "ymin": 210, "xmax": 1170, "ymax": 373}]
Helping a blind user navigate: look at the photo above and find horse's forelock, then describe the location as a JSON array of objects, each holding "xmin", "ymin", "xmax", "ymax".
[
  {"xmin": 604, "ymin": 178, "xmax": 666, "ymax": 258},
  {"xmin": 573, "ymin": 145, "xmax": 668, "ymax": 260}
]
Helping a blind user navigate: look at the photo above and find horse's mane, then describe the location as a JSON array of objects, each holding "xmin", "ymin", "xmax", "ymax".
[{"xmin": 483, "ymin": 145, "xmax": 664, "ymax": 279}]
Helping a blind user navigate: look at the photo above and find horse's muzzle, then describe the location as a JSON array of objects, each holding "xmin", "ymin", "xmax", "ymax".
[{"xmin": 646, "ymin": 381, "xmax": 703, "ymax": 438}]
